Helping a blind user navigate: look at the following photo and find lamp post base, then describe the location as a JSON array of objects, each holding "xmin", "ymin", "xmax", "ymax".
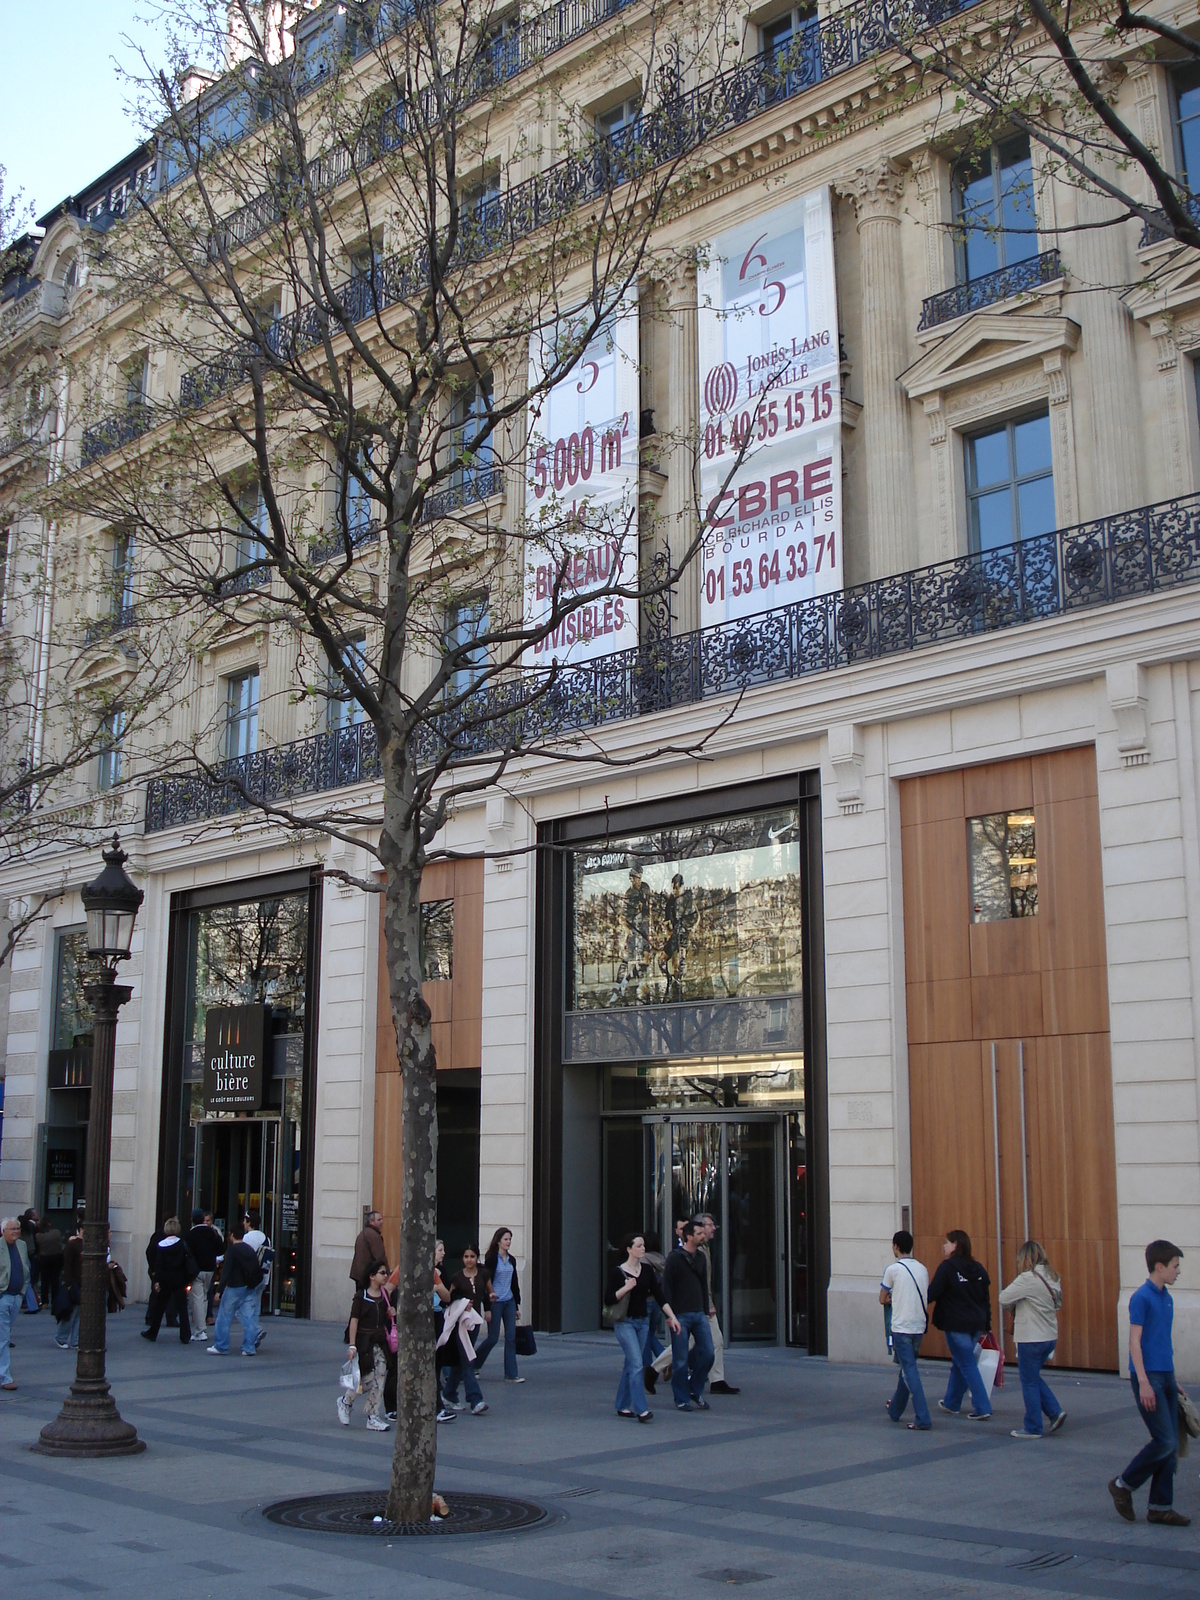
[{"xmin": 34, "ymin": 1385, "xmax": 145, "ymax": 1458}]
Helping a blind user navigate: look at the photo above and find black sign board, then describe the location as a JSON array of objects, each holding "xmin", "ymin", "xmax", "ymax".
[
  {"xmin": 203, "ymin": 1005, "xmax": 266, "ymax": 1114},
  {"xmin": 46, "ymin": 1148, "xmax": 77, "ymax": 1212}
]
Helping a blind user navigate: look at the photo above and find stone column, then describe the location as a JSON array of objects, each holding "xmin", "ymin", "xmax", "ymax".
[
  {"xmin": 837, "ymin": 158, "xmax": 917, "ymax": 579},
  {"xmin": 1071, "ymin": 172, "xmax": 1144, "ymax": 516},
  {"xmin": 660, "ymin": 254, "xmax": 700, "ymax": 635}
]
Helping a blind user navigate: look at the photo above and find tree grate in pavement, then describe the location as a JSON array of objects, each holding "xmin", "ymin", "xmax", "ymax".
[
  {"xmin": 1010, "ymin": 1552, "xmax": 1076, "ymax": 1571},
  {"xmin": 705, "ymin": 1573, "xmax": 770, "ymax": 1587},
  {"xmin": 262, "ymin": 1490, "xmax": 550, "ymax": 1537},
  {"xmin": 556, "ymin": 1487, "xmax": 600, "ymax": 1498}
]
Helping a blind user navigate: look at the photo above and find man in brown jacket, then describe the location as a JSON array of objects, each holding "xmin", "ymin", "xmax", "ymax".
[{"xmin": 350, "ymin": 1210, "xmax": 387, "ymax": 1290}]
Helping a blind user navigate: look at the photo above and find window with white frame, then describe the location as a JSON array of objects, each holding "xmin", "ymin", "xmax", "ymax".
[
  {"xmin": 110, "ymin": 528, "xmax": 135, "ymax": 619},
  {"xmin": 443, "ymin": 594, "xmax": 489, "ymax": 701},
  {"xmin": 97, "ymin": 708, "xmax": 126, "ymax": 791},
  {"xmin": 325, "ymin": 634, "xmax": 369, "ymax": 730},
  {"xmin": 225, "ymin": 667, "xmax": 260, "ymax": 759},
  {"xmin": 232, "ymin": 481, "xmax": 268, "ymax": 575},
  {"xmin": 122, "ymin": 352, "xmax": 148, "ymax": 411},
  {"xmin": 1173, "ymin": 64, "xmax": 1200, "ymax": 192},
  {"xmin": 964, "ymin": 410, "xmax": 1055, "ymax": 553},
  {"xmin": 448, "ymin": 376, "xmax": 494, "ymax": 493},
  {"xmin": 480, "ymin": 9, "xmax": 520, "ymax": 83},
  {"xmin": 759, "ymin": 6, "xmax": 821, "ymax": 81},
  {"xmin": 596, "ymin": 95, "xmax": 641, "ymax": 141},
  {"xmin": 342, "ymin": 446, "xmax": 374, "ymax": 537},
  {"xmin": 952, "ymin": 135, "xmax": 1038, "ymax": 284},
  {"xmin": 0, "ymin": 526, "xmax": 9, "ymax": 625}
]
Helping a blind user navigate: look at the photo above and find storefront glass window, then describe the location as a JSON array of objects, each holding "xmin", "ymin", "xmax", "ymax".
[
  {"xmin": 53, "ymin": 929, "xmax": 95, "ymax": 1051},
  {"xmin": 968, "ymin": 811, "xmax": 1038, "ymax": 921}
]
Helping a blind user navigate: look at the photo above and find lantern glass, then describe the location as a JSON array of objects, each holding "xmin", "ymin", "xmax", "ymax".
[
  {"xmin": 86, "ymin": 904, "xmax": 136, "ymax": 961},
  {"xmin": 81, "ymin": 835, "xmax": 143, "ymax": 965}
]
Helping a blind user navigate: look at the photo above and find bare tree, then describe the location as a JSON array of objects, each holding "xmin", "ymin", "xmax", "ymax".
[{"xmin": 50, "ymin": 0, "xmax": 752, "ymax": 1519}]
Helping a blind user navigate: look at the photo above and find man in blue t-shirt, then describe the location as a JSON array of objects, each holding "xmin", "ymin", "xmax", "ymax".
[{"xmin": 1109, "ymin": 1239, "xmax": 1189, "ymax": 1526}]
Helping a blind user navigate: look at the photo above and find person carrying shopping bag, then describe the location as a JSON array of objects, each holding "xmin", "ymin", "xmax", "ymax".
[
  {"xmin": 999, "ymin": 1240, "xmax": 1066, "ymax": 1439},
  {"xmin": 928, "ymin": 1229, "xmax": 993, "ymax": 1420},
  {"xmin": 337, "ymin": 1260, "xmax": 393, "ymax": 1431}
]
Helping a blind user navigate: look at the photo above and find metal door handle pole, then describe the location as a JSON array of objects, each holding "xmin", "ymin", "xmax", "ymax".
[
  {"xmin": 991, "ymin": 1042, "xmax": 1002, "ymax": 1327},
  {"xmin": 1018, "ymin": 1040, "xmax": 1029, "ymax": 1243}
]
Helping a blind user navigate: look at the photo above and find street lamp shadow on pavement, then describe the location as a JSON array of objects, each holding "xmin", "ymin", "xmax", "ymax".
[{"xmin": 33, "ymin": 833, "xmax": 147, "ymax": 1458}]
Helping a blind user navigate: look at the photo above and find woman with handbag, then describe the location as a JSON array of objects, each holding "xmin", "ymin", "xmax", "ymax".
[
  {"xmin": 441, "ymin": 1246, "xmax": 491, "ymax": 1415},
  {"xmin": 928, "ymin": 1229, "xmax": 993, "ymax": 1420},
  {"xmin": 603, "ymin": 1232, "xmax": 673, "ymax": 1422},
  {"xmin": 476, "ymin": 1227, "xmax": 524, "ymax": 1384},
  {"xmin": 338, "ymin": 1259, "xmax": 393, "ymax": 1431},
  {"xmin": 999, "ymin": 1240, "xmax": 1066, "ymax": 1439}
]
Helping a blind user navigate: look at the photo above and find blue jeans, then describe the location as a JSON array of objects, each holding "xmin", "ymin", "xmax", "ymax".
[
  {"xmin": 442, "ymin": 1343, "xmax": 483, "ymax": 1405},
  {"xmin": 670, "ymin": 1310, "xmax": 715, "ymax": 1406},
  {"xmin": 888, "ymin": 1332, "xmax": 931, "ymax": 1427},
  {"xmin": 474, "ymin": 1297, "xmax": 518, "ymax": 1379},
  {"xmin": 1122, "ymin": 1371, "xmax": 1179, "ymax": 1507},
  {"xmin": 642, "ymin": 1300, "xmax": 665, "ymax": 1366},
  {"xmin": 1016, "ymin": 1340, "xmax": 1061, "ymax": 1434},
  {"xmin": 942, "ymin": 1330, "xmax": 992, "ymax": 1416},
  {"xmin": 212, "ymin": 1283, "xmax": 261, "ymax": 1353},
  {"xmin": 0, "ymin": 1292, "xmax": 20, "ymax": 1384},
  {"xmin": 613, "ymin": 1316, "xmax": 650, "ymax": 1413},
  {"xmin": 56, "ymin": 1303, "xmax": 80, "ymax": 1347}
]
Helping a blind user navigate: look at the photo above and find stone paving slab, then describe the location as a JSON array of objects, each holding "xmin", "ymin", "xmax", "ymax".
[{"xmin": 1, "ymin": 1312, "xmax": 1197, "ymax": 1598}]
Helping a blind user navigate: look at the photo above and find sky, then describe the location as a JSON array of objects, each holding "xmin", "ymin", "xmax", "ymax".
[{"xmin": 0, "ymin": 1, "xmax": 177, "ymax": 225}]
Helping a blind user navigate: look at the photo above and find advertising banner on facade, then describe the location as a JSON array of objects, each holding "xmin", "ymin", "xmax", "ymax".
[
  {"xmin": 203, "ymin": 1003, "xmax": 266, "ymax": 1114},
  {"xmin": 697, "ymin": 189, "xmax": 842, "ymax": 628},
  {"xmin": 524, "ymin": 303, "xmax": 640, "ymax": 665}
]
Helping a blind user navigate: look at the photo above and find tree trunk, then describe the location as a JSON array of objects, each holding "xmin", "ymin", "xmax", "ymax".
[{"xmin": 381, "ymin": 764, "xmax": 439, "ymax": 1524}]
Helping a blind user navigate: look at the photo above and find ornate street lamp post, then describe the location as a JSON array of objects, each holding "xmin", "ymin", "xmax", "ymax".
[{"xmin": 36, "ymin": 835, "xmax": 146, "ymax": 1457}]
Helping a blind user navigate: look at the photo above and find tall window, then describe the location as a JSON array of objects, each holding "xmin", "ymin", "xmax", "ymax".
[
  {"xmin": 952, "ymin": 135, "xmax": 1038, "ymax": 283},
  {"xmin": 596, "ymin": 96, "xmax": 641, "ymax": 141},
  {"xmin": 53, "ymin": 929, "xmax": 94, "ymax": 1052},
  {"xmin": 1174, "ymin": 65, "xmax": 1200, "ymax": 192},
  {"xmin": 342, "ymin": 447, "xmax": 373, "ymax": 537},
  {"xmin": 444, "ymin": 594, "xmax": 489, "ymax": 701},
  {"xmin": 97, "ymin": 708, "xmax": 125, "ymax": 791},
  {"xmin": 480, "ymin": 10, "xmax": 520, "ymax": 83},
  {"xmin": 325, "ymin": 635, "xmax": 368, "ymax": 730},
  {"xmin": 111, "ymin": 529, "xmax": 135, "ymax": 617},
  {"xmin": 0, "ymin": 526, "xmax": 8, "ymax": 625},
  {"xmin": 349, "ymin": 233, "xmax": 384, "ymax": 281},
  {"xmin": 225, "ymin": 667, "xmax": 260, "ymax": 759},
  {"xmin": 760, "ymin": 6, "xmax": 821, "ymax": 83},
  {"xmin": 122, "ymin": 352, "xmax": 148, "ymax": 411},
  {"xmin": 965, "ymin": 410, "xmax": 1055, "ymax": 553},
  {"xmin": 449, "ymin": 376, "xmax": 494, "ymax": 492},
  {"xmin": 233, "ymin": 482, "xmax": 267, "ymax": 574}
]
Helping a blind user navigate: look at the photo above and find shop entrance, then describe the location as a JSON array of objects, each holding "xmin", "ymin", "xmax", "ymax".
[
  {"xmin": 189, "ymin": 1116, "xmax": 301, "ymax": 1315},
  {"xmin": 603, "ymin": 1110, "xmax": 807, "ymax": 1344}
]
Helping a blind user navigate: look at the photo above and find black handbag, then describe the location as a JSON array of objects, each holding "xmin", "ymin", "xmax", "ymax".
[{"xmin": 514, "ymin": 1324, "xmax": 537, "ymax": 1357}]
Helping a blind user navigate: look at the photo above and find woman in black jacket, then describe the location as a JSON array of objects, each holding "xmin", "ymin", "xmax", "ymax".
[
  {"xmin": 603, "ymin": 1232, "xmax": 673, "ymax": 1422},
  {"xmin": 928, "ymin": 1229, "xmax": 993, "ymax": 1419},
  {"xmin": 475, "ymin": 1227, "xmax": 523, "ymax": 1383},
  {"xmin": 140, "ymin": 1217, "xmax": 197, "ymax": 1344}
]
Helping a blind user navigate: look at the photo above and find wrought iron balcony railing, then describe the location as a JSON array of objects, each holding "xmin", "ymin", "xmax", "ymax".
[
  {"xmin": 81, "ymin": 404, "xmax": 154, "ymax": 464},
  {"xmin": 83, "ymin": 605, "xmax": 137, "ymax": 648},
  {"xmin": 214, "ymin": 564, "xmax": 271, "ymax": 598},
  {"xmin": 421, "ymin": 466, "xmax": 504, "ymax": 522},
  {"xmin": 144, "ymin": 491, "xmax": 1200, "ymax": 833},
  {"xmin": 918, "ymin": 249, "xmax": 1063, "ymax": 332},
  {"xmin": 181, "ymin": 0, "xmax": 986, "ymax": 414},
  {"xmin": 309, "ymin": 519, "xmax": 379, "ymax": 565}
]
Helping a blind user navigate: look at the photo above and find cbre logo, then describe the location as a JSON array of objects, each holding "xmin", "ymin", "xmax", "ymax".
[{"xmin": 704, "ymin": 361, "xmax": 738, "ymax": 416}]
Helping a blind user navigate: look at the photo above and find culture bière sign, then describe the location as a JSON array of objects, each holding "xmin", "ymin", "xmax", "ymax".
[{"xmin": 203, "ymin": 1004, "xmax": 266, "ymax": 1114}]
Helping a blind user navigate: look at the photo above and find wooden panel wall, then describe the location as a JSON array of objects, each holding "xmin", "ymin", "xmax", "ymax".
[
  {"xmin": 372, "ymin": 859, "xmax": 485, "ymax": 1268},
  {"xmin": 902, "ymin": 748, "xmax": 1119, "ymax": 1371}
]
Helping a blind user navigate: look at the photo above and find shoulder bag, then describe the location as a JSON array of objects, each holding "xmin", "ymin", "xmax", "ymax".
[{"xmin": 602, "ymin": 1269, "xmax": 633, "ymax": 1328}]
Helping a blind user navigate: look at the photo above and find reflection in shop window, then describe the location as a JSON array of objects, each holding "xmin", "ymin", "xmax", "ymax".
[
  {"xmin": 186, "ymin": 894, "xmax": 309, "ymax": 1045},
  {"xmin": 968, "ymin": 811, "xmax": 1038, "ymax": 921},
  {"xmin": 570, "ymin": 808, "xmax": 803, "ymax": 1011},
  {"xmin": 420, "ymin": 898, "xmax": 454, "ymax": 982},
  {"xmin": 53, "ymin": 929, "xmax": 95, "ymax": 1050}
]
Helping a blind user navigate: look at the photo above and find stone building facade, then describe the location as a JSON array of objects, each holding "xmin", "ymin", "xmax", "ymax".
[{"xmin": 1, "ymin": 0, "xmax": 1199, "ymax": 1373}]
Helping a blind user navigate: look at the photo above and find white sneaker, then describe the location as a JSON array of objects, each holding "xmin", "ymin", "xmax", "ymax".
[
  {"xmin": 505, "ymin": 1376, "xmax": 526, "ymax": 1384},
  {"xmin": 471, "ymin": 1401, "xmax": 489, "ymax": 1416},
  {"xmin": 206, "ymin": 1345, "xmax": 224, "ymax": 1356},
  {"xmin": 336, "ymin": 1396, "xmax": 350, "ymax": 1426},
  {"xmin": 443, "ymin": 1399, "xmax": 469, "ymax": 1411},
  {"xmin": 366, "ymin": 1415, "xmax": 390, "ymax": 1431},
  {"xmin": 192, "ymin": 1331, "xmax": 207, "ymax": 1342}
]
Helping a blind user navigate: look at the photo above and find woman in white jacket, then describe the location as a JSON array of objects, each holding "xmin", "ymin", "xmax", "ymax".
[{"xmin": 999, "ymin": 1241, "xmax": 1066, "ymax": 1439}]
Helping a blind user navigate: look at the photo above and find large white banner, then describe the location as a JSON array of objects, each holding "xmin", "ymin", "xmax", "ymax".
[
  {"xmin": 698, "ymin": 190, "xmax": 842, "ymax": 628},
  {"xmin": 524, "ymin": 305, "xmax": 640, "ymax": 666}
]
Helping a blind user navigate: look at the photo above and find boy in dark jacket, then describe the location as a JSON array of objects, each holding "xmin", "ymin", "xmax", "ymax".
[
  {"xmin": 141, "ymin": 1217, "xmax": 197, "ymax": 1343},
  {"xmin": 207, "ymin": 1224, "xmax": 264, "ymax": 1356}
]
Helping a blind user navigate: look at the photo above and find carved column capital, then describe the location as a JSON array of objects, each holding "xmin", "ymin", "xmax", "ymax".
[{"xmin": 837, "ymin": 157, "xmax": 907, "ymax": 226}]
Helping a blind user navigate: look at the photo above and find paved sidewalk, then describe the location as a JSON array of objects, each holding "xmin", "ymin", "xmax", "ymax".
[{"xmin": 1, "ymin": 1310, "xmax": 1197, "ymax": 1598}]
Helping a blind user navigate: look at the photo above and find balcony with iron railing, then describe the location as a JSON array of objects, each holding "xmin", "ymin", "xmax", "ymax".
[
  {"xmin": 83, "ymin": 604, "xmax": 137, "ymax": 648},
  {"xmin": 143, "ymin": 490, "xmax": 1200, "ymax": 832},
  {"xmin": 181, "ymin": 0, "xmax": 988, "ymax": 416},
  {"xmin": 918, "ymin": 249, "xmax": 1063, "ymax": 332},
  {"xmin": 308, "ymin": 518, "xmax": 380, "ymax": 566},
  {"xmin": 81, "ymin": 403, "xmax": 154, "ymax": 465},
  {"xmin": 0, "ymin": 277, "xmax": 69, "ymax": 346}
]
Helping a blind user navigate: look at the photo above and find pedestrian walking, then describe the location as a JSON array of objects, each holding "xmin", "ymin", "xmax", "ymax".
[
  {"xmin": 141, "ymin": 1217, "xmax": 196, "ymax": 1344},
  {"xmin": 999, "ymin": 1241, "xmax": 1065, "ymax": 1440},
  {"xmin": 476, "ymin": 1226, "xmax": 523, "ymax": 1384},
  {"xmin": 1, "ymin": 1217, "xmax": 32, "ymax": 1391},
  {"xmin": 55, "ymin": 1216, "xmax": 84, "ymax": 1349},
  {"xmin": 18, "ymin": 1210, "xmax": 40, "ymax": 1311},
  {"xmin": 1108, "ymin": 1240, "xmax": 1190, "ymax": 1526},
  {"xmin": 34, "ymin": 1216, "xmax": 64, "ymax": 1311},
  {"xmin": 207, "ymin": 1223, "xmax": 265, "ymax": 1356},
  {"xmin": 184, "ymin": 1209, "xmax": 223, "ymax": 1342},
  {"xmin": 640, "ymin": 1231, "xmax": 667, "ymax": 1394},
  {"xmin": 928, "ymin": 1229, "xmax": 993, "ymax": 1420},
  {"xmin": 350, "ymin": 1209, "xmax": 388, "ymax": 1290},
  {"xmin": 337, "ymin": 1260, "xmax": 394, "ymax": 1431},
  {"xmin": 440, "ymin": 1245, "xmax": 490, "ymax": 1415},
  {"xmin": 432, "ymin": 1240, "xmax": 457, "ymax": 1424},
  {"xmin": 695, "ymin": 1213, "xmax": 739, "ymax": 1395},
  {"xmin": 661, "ymin": 1221, "xmax": 713, "ymax": 1411},
  {"xmin": 881, "ymin": 1229, "xmax": 931, "ymax": 1430},
  {"xmin": 142, "ymin": 1221, "xmax": 167, "ymax": 1329},
  {"xmin": 106, "ymin": 1226, "xmax": 128, "ymax": 1313},
  {"xmin": 604, "ymin": 1232, "xmax": 672, "ymax": 1421}
]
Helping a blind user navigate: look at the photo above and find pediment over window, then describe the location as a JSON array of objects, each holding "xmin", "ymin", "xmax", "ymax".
[
  {"xmin": 900, "ymin": 312, "xmax": 1081, "ymax": 403},
  {"xmin": 1126, "ymin": 250, "xmax": 1200, "ymax": 327}
]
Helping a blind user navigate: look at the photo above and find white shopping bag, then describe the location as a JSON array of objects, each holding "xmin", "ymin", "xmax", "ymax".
[
  {"xmin": 339, "ymin": 1355, "xmax": 360, "ymax": 1394},
  {"xmin": 976, "ymin": 1345, "xmax": 1000, "ymax": 1399}
]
